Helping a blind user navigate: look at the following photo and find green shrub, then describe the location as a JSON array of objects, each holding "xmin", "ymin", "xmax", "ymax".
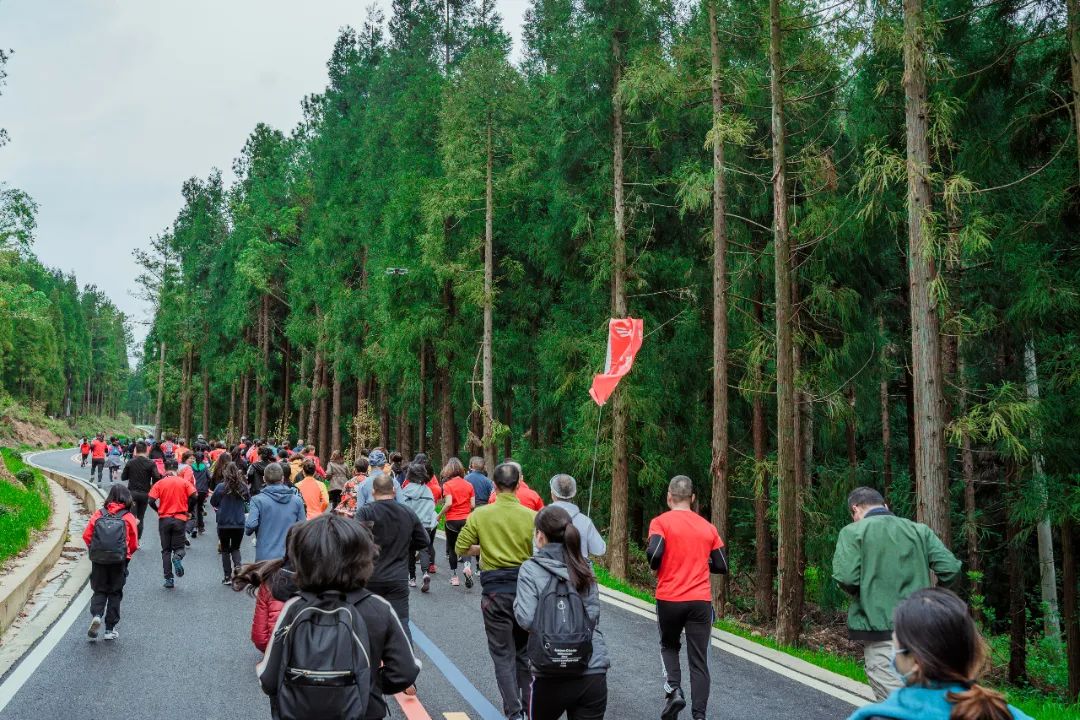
[
  {"xmin": 0, "ymin": 448, "xmax": 51, "ymax": 564},
  {"xmin": 14, "ymin": 469, "xmax": 34, "ymax": 488}
]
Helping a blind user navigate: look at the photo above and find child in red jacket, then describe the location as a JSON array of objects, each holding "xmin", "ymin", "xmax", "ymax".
[
  {"xmin": 82, "ymin": 484, "xmax": 139, "ymax": 641},
  {"xmin": 231, "ymin": 526, "xmax": 298, "ymax": 652}
]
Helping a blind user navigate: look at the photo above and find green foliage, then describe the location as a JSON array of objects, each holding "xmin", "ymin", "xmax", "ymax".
[{"xmin": 0, "ymin": 447, "xmax": 51, "ymax": 565}]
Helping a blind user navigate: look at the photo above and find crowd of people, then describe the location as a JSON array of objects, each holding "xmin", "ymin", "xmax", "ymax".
[{"xmin": 77, "ymin": 432, "xmax": 1032, "ymax": 720}]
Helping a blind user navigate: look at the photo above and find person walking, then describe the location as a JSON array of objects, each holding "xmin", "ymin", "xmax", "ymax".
[
  {"xmin": 326, "ymin": 450, "xmax": 349, "ymax": 509},
  {"xmin": 106, "ymin": 438, "xmax": 124, "ymax": 483},
  {"xmin": 295, "ymin": 459, "xmax": 330, "ymax": 519},
  {"xmin": 247, "ymin": 446, "xmax": 273, "ymax": 496},
  {"xmin": 80, "ymin": 437, "xmax": 90, "ymax": 467},
  {"xmin": 487, "ymin": 461, "xmax": 544, "ymax": 511},
  {"xmin": 354, "ymin": 473, "xmax": 430, "ymax": 641},
  {"xmin": 335, "ymin": 456, "xmax": 369, "ymax": 518},
  {"xmin": 846, "ymin": 588, "xmax": 1032, "ymax": 720},
  {"xmin": 210, "ymin": 457, "xmax": 249, "ymax": 584},
  {"xmin": 244, "ymin": 462, "xmax": 305, "ymax": 562},
  {"xmin": 187, "ymin": 449, "xmax": 212, "ymax": 538},
  {"xmin": 121, "ymin": 440, "xmax": 160, "ymax": 540},
  {"xmin": 455, "ymin": 463, "xmax": 537, "ymax": 720},
  {"xmin": 400, "ymin": 462, "xmax": 437, "ymax": 592},
  {"xmin": 83, "ymin": 484, "xmax": 139, "ymax": 641},
  {"xmin": 464, "ymin": 456, "xmax": 493, "ymax": 508},
  {"xmin": 232, "ymin": 526, "xmax": 299, "ymax": 652},
  {"xmin": 89, "ymin": 433, "xmax": 108, "ymax": 485},
  {"xmin": 148, "ymin": 458, "xmax": 197, "ymax": 589},
  {"xmin": 439, "ymin": 457, "xmax": 475, "ymax": 589},
  {"xmin": 514, "ymin": 506, "xmax": 609, "ymax": 720},
  {"xmin": 645, "ymin": 475, "xmax": 728, "ymax": 720},
  {"xmin": 832, "ymin": 486, "xmax": 962, "ymax": 700},
  {"xmin": 549, "ymin": 474, "xmax": 606, "ymax": 560}
]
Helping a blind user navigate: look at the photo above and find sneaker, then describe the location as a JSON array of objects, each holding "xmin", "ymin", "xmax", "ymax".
[
  {"xmin": 164, "ymin": 578, "xmax": 175, "ymax": 589},
  {"xmin": 421, "ymin": 573, "xmax": 431, "ymax": 593},
  {"xmin": 184, "ymin": 539, "xmax": 191, "ymax": 547},
  {"xmin": 427, "ymin": 563, "xmax": 438, "ymax": 574},
  {"xmin": 87, "ymin": 615, "xmax": 102, "ymax": 639},
  {"xmin": 172, "ymin": 556, "xmax": 184, "ymax": 578},
  {"xmin": 189, "ymin": 530, "xmax": 198, "ymax": 539},
  {"xmin": 450, "ymin": 575, "xmax": 460, "ymax": 587},
  {"xmin": 463, "ymin": 561, "xmax": 474, "ymax": 589},
  {"xmin": 662, "ymin": 687, "xmax": 686, "ymax": 720},
  {"xmin": 221, "ymin": 577, "xmax": 232, "ymax": 586},
  {"xmin": 103, "ymin": 629, "xmax": 119, "ymax": 641},
  {"xmin": 408, "ymin": 578, "xmax": 417, "ymax": 588},
  {"xmin": 403, "ymin": 685, "xmax": 417, "ymax": 696}
]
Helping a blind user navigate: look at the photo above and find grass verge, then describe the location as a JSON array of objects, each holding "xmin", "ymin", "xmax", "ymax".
[{"xmin": 0, "ymin": 448, "xmax": 52, "ymax": 565}]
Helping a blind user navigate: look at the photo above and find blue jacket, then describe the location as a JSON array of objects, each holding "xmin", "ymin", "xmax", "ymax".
[
  {"xmin": 847, "ymin": 685, "xmax": 1032, "ymax": 720},
  {"xmin": 245, "ymin": 483, "xmax": 305, "ymax": 561},
  {"xmin": 465, "ymin": 471, "xmax": 493, "ymax": 506},
  {"xmin": 210, "ymin": 482, "xmax": 249, "ymax": 529}
]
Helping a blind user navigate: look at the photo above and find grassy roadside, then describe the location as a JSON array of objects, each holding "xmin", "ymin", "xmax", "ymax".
[
  {"xmin": 592, "ymin": 567, "xmax": 1077, "ymax": 719},
  {"xmin": 0, "ymin": 448, "xmax": 52, "ymax": 565}
]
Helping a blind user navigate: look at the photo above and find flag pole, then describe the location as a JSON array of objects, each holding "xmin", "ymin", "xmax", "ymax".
[{"xmin": 586, "ymin": 403, "xmax": 604, "ymax": 518}]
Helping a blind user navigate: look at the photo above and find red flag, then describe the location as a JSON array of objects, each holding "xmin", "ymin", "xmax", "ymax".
[{"xmin": 589, "ymin": 318, "xmax": 644, "ymax": 406}]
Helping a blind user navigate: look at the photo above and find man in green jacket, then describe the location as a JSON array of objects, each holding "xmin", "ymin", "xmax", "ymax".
[
  {"xmin": 832, "ymin": 486, "xmax": 961, "ymax": 700},
  {"xmin": 455, "ymin": 462, "xmax": 536, "ymax": 720}
]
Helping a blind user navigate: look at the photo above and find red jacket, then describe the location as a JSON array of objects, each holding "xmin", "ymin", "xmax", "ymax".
[
  {"xmin": 488, "ymin": 480, "xmax": 545, "ymax": 511},
  {"xmin": 82, "ymin": 502, "xmax": 139, "ymax": 559},
  {"xmin": 252, "ymin": 582, "xmax": 285, "ymax": 653}
]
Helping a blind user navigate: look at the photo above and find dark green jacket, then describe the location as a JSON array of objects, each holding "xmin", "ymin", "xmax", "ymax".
[{"xmin": 831, "ymin": 509, "xmax": 961, "ymax": 641}]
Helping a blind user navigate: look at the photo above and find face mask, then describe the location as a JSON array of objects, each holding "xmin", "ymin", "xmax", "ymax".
[{"xmin": 890, "ymin": 648, "xmax": 914, "ymax": 684}]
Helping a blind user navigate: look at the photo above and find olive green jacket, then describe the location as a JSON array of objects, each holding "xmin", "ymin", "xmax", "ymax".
[{"xmin": 831, "ymin": 509, "xmax": 961, "ymax": 641}]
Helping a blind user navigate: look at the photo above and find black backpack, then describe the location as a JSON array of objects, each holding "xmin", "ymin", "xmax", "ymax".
[
  {"xmin": 525, "ymin": 561, "xmax": 595, "ymax": 675},
  {"xmin": 89, "ymin": 509, "xmax": 128, "ymax": 564},
  {"xmin": 270, "ymin": 591, "xmax": 372, "ymax": 720}
]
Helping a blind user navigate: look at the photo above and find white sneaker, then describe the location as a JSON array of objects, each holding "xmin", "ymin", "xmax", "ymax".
[
  {"xmin": 87, "ymin": 616, "xmax": 102, "ymax": 639},
  {"xmin": 103, "ymin": 629, "xmax": 119, "ymax": 641}
]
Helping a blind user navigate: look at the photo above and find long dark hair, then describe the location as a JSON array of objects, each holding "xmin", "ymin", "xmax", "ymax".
[
  {"xmin": 104, "ymin": 483, "xmax": 134, "ymax": 512},
  {"xmin": 223, "ymin": 462, "xmax": 248, "ymax": 498},
  {"xmin": 893, "ymin": 588, "xmax": 1011, "ymax": 720},
  {"xmin": 211, "ymin": 451, "xmax": 233, "ymax": 486},
  {"xmin": 413, "ymin": 452, "xmax": 435, "ymax": 479},
  {"xmin": 233, "ymin": 526, "xmax": 297, "ymax": 599},
  {"xmin": 535, "ymin": 506, "xmax": 593, "ymax": 593},
  {"xmin": 290, "ymin": 514, "xmax": 376, "ymax": 593}
]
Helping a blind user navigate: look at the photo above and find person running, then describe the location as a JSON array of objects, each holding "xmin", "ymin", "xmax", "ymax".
[
  {"xmin": 247, "ymin": 446, "xmax": 273, "ymax": 496},
  {"xmin": 354, "ymin": 473, "xmax": 430, "ymax": 641},
  {"xmin": 439, "ymin": 457, "xmax": 476, "ymax": 588},
  {"xmin": 400, "ymin": 462, "xmax": 437, "ymax": 592},
  {"xmin": 514, "ymin": 506, "xmax": 609, "ymax": 720},
  {"xmin": 335, "ymin": 456, "xmax": 368, "ymax": 518},
  {"xmin": 245, "ymin": 462, "xmax": 305, "ymax": 562},
  {"xmin": 148, "ymin": 458, "xmax": 197, "ymax": 589},
  {"xmin": 89, "ymin": 433, "xmax": 108, "ymax": 484},
  {"xmin": 646, "ymin": 475, "xmax": 728, "ymax": 720},
  {"xmin": 80, "ymin": 437, "xmax": 91, "ymax": 467},
  {"xmin": 257, "ymin": 515, "xmax": 421, "ymax": 720},
  {"xmin": 210, "ymin": 456, "xmax": 249, "ymax": 584},
  {"xmin": 549, "ymin": 474, "xmax": 607, "ymax": 560},
  {"xmin": 148, "ymin": 440, "xmax": 166, "ymax": 476},
  {"xmin": 487, "ymin": 461, "xmax": 544, "ymax": 511},
  {"xmin": 295, "ymin": 459, "xmax": 329, "ymax": 519},
  {"xmin": 187, "ymin": 449, "xmax": 212, "ymax": 538},
  {"xmin": 121, "ymin": 440, "xmax": 160, "ymax": 540},
  {"xmin": 832, "ymin": 486, "xmax": 962, "ymax": 700},
  {"xmin": 846, "ymin": 588, "xmax": 1032, "ymax": 720},
  {"xmin": 465, "ymin": 456, "xmax": 494, "ymax": 508},
  {"xmin": 413, "ymin": 452, "xmax": 442, "ymax": 574},
  {"xmin": 83, "ymin": 484, "xmax": 139, "ymax": 641},
  {"xmin": 326, "ymin": 450, "xmax": 349, "ymax": 509},
  {"xmin": 455, "ymin": 462, "xmax": 537, "ymax": 720},
  {"xmin": 276, "ymin": 448, "xmax": 293, "ymax": 486},
  {"xmin": 232, "ymin": 526, "xmax": 299, "ymax": 652}
]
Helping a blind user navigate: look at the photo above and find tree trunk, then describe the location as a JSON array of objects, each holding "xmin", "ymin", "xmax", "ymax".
[
  {"xmin": 257, "ymin": 295, "xmax": 270, "ymax": 439},
  {"xmin": 1024, "ymin": 337, "xmax": 1062, "ymax": 643},
  {"xmin": 903, "ymin": 0, "xmax": 950, "ymax": 544},
  {"xmin": 880, "ymin": 322, "xmax": 893, "ymax": 501},
  {"xmin": 753, "ymin": 376, "xmax": 773, "ymax": 619},
  {"xmin": 154, "ymin": 341, "xmax": 166, "ymax": 440},
  {"xmin": 440, "ymin": 366, "xmax": 455, "ymax": 464},
  {"xmin": 1069, "ymin": 0, "xmax": 1080, "ymax": 178},
  {"xmin": 281, "ymin": 337, "xmax": 291, "ymax": 432},
  {"xmin": 708, "ymin": 1, "xmax": 731, "ymax": 619},
  {"xmin": 770, "ymin": 0, "xmax": 800, "ymax": 647},
  {"xmin": 379, "ymin": 380, "xmax": 391, "ymax": 451},
  {"xmin": 179, "ymin": 348, "xmax": 192, "ymax": 442},
  {"xmin": 319, "ymin": 360, "xmax": 330, "ymax": 461},
  {"xmin": 228, "ymin": 380, "xmax": 236, "ymax": 440},
  {"xmin": 298, "ymin": 350, "xmax": 310, "ymax": 443},
  {"xmin": 398, "ymin": 403, "xmax": 412, "ymax": 460},
  {"xmin": 608, "ymin": 29, "xmax": 631, "ymax": 581},
  {"xmin": 503, "ymin": 395, "xmax": 512, "ymax": 461},
  {"xmin": 308, "ymin": 349, "xmax": 322, "ymax": 451},
  {"xmin": 1006, "ymin": 459, "xmax": 1028, "ymax": 683},
  {"xmin": 240, "ymin": 371, "xmax": 250, "ymax": 438},
  {"xmin": 201, "ymin": 363, "xmax": 210, "ymax": 438},
  {"xmin": 958, "ymin": 352, "xmax": 981, "ymax": 620},
  {"xmin": 1063, "ymin": 517, "xmax": 1079, "ymax": 702},
  {"xmin": 483, "ymin": 120, "xmax": 497, "ymax": 475},
  {"xmin": 419, "ymin": 343, "xmax": 428, "ymax": 453},
  {"xmin": 331, "ymin": 363, "xmax": 342, "ymax": 455}
]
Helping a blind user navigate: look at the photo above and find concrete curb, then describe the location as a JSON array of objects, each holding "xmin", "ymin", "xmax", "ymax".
[
  {"xmin": 0, "ymin": 477, "xmax": 70, "ymax": 637},
  {"xmin": 25, "ymin": 450, "xmax": 105, "ymax": 513}
]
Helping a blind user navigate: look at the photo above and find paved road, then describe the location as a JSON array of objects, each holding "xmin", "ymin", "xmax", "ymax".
[{"xmin": 1, "ymin": 449, "xmax": 860, "ymax": 720}]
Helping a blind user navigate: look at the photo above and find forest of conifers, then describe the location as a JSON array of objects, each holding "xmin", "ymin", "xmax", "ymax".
[{"xmin": 36, "ymin": 0, "xmax": 1079, "ymax": 706}]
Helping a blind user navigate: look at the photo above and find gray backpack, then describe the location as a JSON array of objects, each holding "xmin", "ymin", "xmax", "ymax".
[
  {"xmin": 89, "ymin": 509, "xmax": 128, "ymax": 564},
  {"xmin": 525, "ymin": 561, "xmax": 595, "ymax": 675}
]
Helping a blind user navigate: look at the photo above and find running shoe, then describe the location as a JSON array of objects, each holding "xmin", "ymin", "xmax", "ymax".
[
  {"xmin": 164, "ymin": 578, "xmax": 175, "ymax": 589},
  {"xmin": 221, "ymin": 577, "xmax": 231, "ymax": 586},
  {"xmin": 427, "ymin": 563, "xmax": 438, "ymax": 574},
  {"xmin": 87, "ymin": 615, "xmax": 102, "ymax": 640},
  {"xmin": 408, "ymin": 578, "xmax": 417, "ymax": 588},
  {"xmin": 450, "ymin": 575, "xmax": 460, "ymax": 587},
  {"xmin": 662, "ymin": 687, "xmax": 686, "ymax": 720},
  {"xmin": 421, "ymin": 573, "xmax": 431, "ymax": 593},
  {"xmin": 463, "ymin": 561, "xmax": 474, "ymax": 589},
  {"xmin": 103, "ymin": 629, "xmax": 119, "ymax": 641},
  {"xmin": 172, "ymin": 555, "xmax": 185, "ymax": 578}
]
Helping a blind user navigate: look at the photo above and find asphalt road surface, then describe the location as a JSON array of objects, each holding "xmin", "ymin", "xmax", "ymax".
[{"xmin": 1, "ymin": 448, "xmax": 860, "ymax": 720}]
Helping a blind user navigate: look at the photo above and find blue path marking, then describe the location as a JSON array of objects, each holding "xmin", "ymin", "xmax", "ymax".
[{"xmin": 410, "ymin": 621, "xmax": 504, "ymax": 720}]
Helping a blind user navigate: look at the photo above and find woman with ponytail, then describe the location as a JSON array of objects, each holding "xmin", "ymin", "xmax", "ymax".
[
  {"xmin": 514, "ymin": 505, "xmax": 610, "ymax": 720},
  {"xmin": 847, "ymin": 587, "xmax": 1031, "ymax": 720}
]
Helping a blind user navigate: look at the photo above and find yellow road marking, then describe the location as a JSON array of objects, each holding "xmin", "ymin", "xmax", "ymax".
[{"xmin": 443, "ymin": 713, "xmax": 471, "ymax": 720}]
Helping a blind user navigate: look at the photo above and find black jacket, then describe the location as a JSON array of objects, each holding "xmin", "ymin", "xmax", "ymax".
[
  {"xmin": 354, "ymin": 499, "xmax": 430, "ymax": 585},
  {"xmin": 121, "ymin": 455, "xmax": 161, "ymax": 493}
]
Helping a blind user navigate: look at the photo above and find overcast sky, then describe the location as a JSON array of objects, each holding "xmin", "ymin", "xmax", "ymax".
[{"xmin": 0, "ymin": 0, "xmax": 529, "ymax": 357}]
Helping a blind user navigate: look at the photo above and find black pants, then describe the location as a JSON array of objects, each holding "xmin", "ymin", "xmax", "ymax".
[
  {"xmin": 530, "ymin": 673, "xmax": 608, "ymax": 720},
  {"xmin": 91, "ymin": 458, "xmax": 104, "ymax": 482},
  {"xmin": 130, "ymin": 491, "xmax": 149, "ymax": 540},
  {"xmin": 81, "ymin": 453, "xmax": 88, "ymax": 467},
  {"xmin": 89, "ymin": 561, "xmax": 127, "ymax": 630},
  {"xmin": 411, "ymin": 527, "xmax": 437, "ymax": 580},
  {"xmin": 445, "ymin": 519, "xmax": 467, "ymax": 572},
  {"xmin": 367, "ymin": 581, "xmax": 411, "ymax": 642},
  {"xmin": 218, "ymin": 527, "xmax": 244, "ymax": 579},
  {"xmin": 482, "ymin": 592, "xmax": 531, "ymax": 718},
  {"xmin": 328, "ymin": 489, "xmax": 342, "ymax": 509},
  {"xmin": 159, "ymin": 517, "xmax": 187, "ymax": 579},
  {"xmin": 186, "ymin": 492, "xmax": 207, "ymax": 533},
  {"xmin": 657, "ymin": 599, "xmax": 712, "ymax": 718}
]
